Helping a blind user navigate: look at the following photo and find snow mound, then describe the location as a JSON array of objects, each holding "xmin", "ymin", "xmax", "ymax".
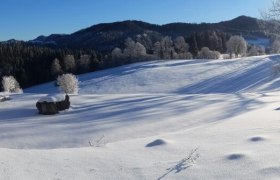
[
  {"xmin": 249, "ymin": 136, "xmax": 265, "ymax": 142},
  {"xmin": 146, "ymin": 139, "xmax": 167, "ymax": 147},
  {"xmin": 227, "ymin": 153, "xmax": 246, "ymax": 160}
]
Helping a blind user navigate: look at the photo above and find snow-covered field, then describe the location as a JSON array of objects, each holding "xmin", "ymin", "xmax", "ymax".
[{"xmin": 1, "ymin": 55, "xmax": 280, "ymax": 179}]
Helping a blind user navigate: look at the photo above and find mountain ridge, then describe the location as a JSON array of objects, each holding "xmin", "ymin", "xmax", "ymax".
[{"xmin": 2, "ymin": 16, "xmax": 274, "ymax": 52}]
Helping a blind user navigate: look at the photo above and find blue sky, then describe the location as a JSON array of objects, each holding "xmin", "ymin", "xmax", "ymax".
[{"xmin": 0, "ymin": 0, "xmax": 271, "ymax": 41}]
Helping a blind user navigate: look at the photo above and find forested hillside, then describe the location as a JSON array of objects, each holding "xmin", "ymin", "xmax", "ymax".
[{"xmin": 0, "ymin": 16, "xmax": 277, "ymax": 89}]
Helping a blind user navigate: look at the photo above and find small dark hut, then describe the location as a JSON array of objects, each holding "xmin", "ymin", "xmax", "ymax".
[
  {"xmin": 0, "ymin": 95, "xmax": 11, "ymax": 102},
  {"xmin": 36, "ymin": 94, "xmax": 70, "ymax": 115}
]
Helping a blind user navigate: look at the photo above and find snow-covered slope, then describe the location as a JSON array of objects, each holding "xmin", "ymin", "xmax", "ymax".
[
  {"xmin": 26, "ymin": 55, "xmax": 280, "ymax": 94},
  {"xmin": 1, "ymin": 55, "xmax": 280, "ymax": 180}
]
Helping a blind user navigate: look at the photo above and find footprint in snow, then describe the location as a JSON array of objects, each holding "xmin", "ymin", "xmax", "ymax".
[
  {"xmin": 259, "ymin": 166, "xmax": 280, "ymax": 175},
  {"xmin": 249, "ymin": 136, "xmax": 265, "ymax": 142},
  {"xmin": 227, "ymin": 153, "xmax": 245, "ymax": 160}
]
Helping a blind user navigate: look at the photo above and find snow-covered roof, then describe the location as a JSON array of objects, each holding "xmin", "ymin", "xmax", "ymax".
[
  {"xmin": 0, "ymin": 95, "xmax": 11, "ymax": 102},
  {"xmin": 38, "ymin": 94, "xmax": 65, "ymax": 103}
]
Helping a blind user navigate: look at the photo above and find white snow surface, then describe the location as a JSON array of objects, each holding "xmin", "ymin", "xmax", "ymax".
[
  {"xmin": 37, "ymin": 94, "xmax": 66, "ymax": 103},
  {"xmin": 26, "ymin": 55, "xmax": 280, "ymax": 94},
  {"xmin": 1, "ymin": 55, "xmax": 280, "ymax": 180}
]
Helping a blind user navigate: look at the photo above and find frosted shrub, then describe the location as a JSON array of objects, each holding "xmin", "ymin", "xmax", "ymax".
[
  {"xmin": 57, "ymin": 73, "xmax": 79, "ymax": 94},
  {"xmin": 212, "ymin": 51, "xmax": 221, "ymax": 59},
  {"xmin": 1, "ymin": 76, "xmax": 22, "ymax": 93},
  {"xmin": 222, "ymin": 54, "xmax": 231, "ymax": 59},
  {"xmin": 226, "ymin": 36, "xmax": 247, "ymax": 58},
  {"xmin": 197, "ymin": 47, "xmax": 220, "ymax": 59}
]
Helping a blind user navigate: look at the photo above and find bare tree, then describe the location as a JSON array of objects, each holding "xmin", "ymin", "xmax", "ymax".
[
  {"xmin": 57, "ymin": 73, "xmax": 79, "ymax": 94},
  {"xmin": 2, "ymin": 76, "xmax": 22, "ymax": 93},
  {"xmin": 226, "ymin": 36, "xmax": 247, "ymax": 58},
  {"xmin": 261, "ymin": 0, "xmax": 280, "ymax": 21},
  {"xmin": 260, "ymin": 1, "xmax": 280, "ymax": 36}
]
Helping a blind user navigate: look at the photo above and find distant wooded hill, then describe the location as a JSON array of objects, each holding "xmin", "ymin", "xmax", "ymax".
[{"xmin": 26, "ymin": 15, "xmax": 272, "ymax": 53}]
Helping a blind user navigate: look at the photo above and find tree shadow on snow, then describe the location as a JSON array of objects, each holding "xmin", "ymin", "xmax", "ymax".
[{"xmin": 175, "ymin": 60, "xmax": 273, "ymax": 94}]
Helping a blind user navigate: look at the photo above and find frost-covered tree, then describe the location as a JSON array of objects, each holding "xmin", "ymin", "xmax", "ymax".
[
  {"xmin": 197, "ymin": 47, "xmax": 209, "ymax": 59},
  {"xmin": 135, "ymin": 33, "xmax": 153, "ymax": 51},
  {"xmin": 51, "ymin": 58, "xmax": 62, "ymax": 77},
  {"xmin": 63, "ymin": 55, "xmax": 76, "ymax": 73},
  {"xmin": 161, "ymin": 36, "xmax": 175, "ymax": 59},
  {"xmin": 212, "ymin": 51, "xmax": 221, "ymax": 59},
  {"xmin": 57, "ymin": 73, "xmax": 79, "ymax": 94},
  {"xmin": 111, "ymin": 47, "xmax": 125, "ymax": 66},
  {"xmin": 174, "ymin": 36, "xmax": 191, "ymax": 59},
  {"xmin": 226, "ymin": 36, "xmax": 247, "ymax": 58},
  {"xmin": 77, "ymin": 54, "xmax": 91, "ymax": 73},
  {"xmin": 111, "ymin": 38, "xmax": 147, "ymax": 62},
  {"xmin": 111, "ymin": 47, "xmax": 123, "ymax": 59},
  {"xmin": 153, "ymin": 41, "xmax": 162, "ymax": 59},
  {"xmin": 197, "ymin": 47, "xmax": 220, "ymax": 59},
  {"xmin": 271, "ymin": 39, "xmax": 280, "ymax": 53},
  {"xmin": 174, "ymin": 36, "xmax": 189, "ymax": 53},
  {"xmin": 1, "ymin": 76, "xmax": 22, "ymax": 93},
  {"xmin": 123, "ymin": 38, "xmax": 135, "ymax": 59},
  {"xmin": 123, "ymin": 38, "xmax": 146, "ymax": 59},
  {"xmin": 134, "ymin": 42, "xmax": 146, "ymax": 57},
  {"xmin": 248, "ymin": 45, "xmax": 266, "ymax": 56},
  {"xmin": 153, "ymin": 36, "xmax": 175, "ymax": 60},
  {"xmin": 185, "ymin": 52, "xmax": 193, "ymax": 59}
]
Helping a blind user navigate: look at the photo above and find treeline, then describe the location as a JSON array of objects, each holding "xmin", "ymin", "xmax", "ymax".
[
  {"xmin": 111, "ymin": 30, "xmax": 230, "ymax": 59},
  {"xmin": 187, "ymin": 31, "xmax": 230, "ymax": 55},
  {"xmin": 0, "ymin": 30, "xmax": 270, "ymax": 89},
  {"xmin": 110, "ymin": 30, "xmax": 267, "ymax": 65},
  {"xmin": 0, "ymin": 42, "xmax": 105, "ymax": 88}
]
